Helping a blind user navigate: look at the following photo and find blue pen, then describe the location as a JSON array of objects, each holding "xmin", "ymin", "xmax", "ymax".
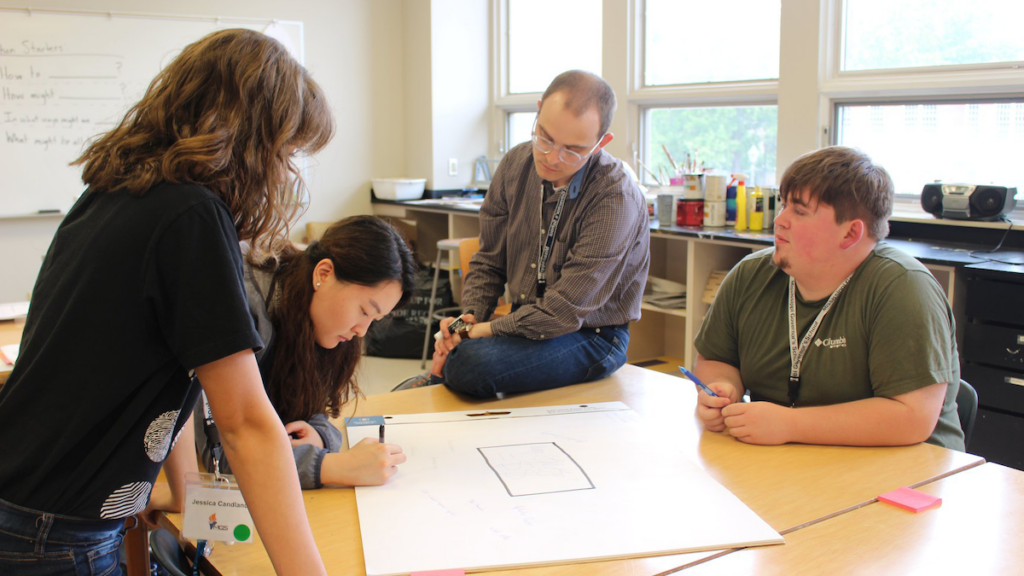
[{"xmin": 679, "ymin": 366, "xmax": 718, "ymax": 397}]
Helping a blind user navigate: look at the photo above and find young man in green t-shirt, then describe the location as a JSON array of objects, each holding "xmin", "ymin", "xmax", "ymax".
[{"xmin": 693, "ymin": 146, "xmax": 963, "ymax": 450}]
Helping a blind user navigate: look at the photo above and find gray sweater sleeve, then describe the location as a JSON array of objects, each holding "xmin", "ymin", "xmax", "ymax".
[
  {"xmin": 293, "ymin": 413, "xmax": 344, "ymax": 489},
  {"xmin": 308, "ymin": 412, "xmax": 344, "ymax": 452},
  {"xmin": 292, "ymin": 444, "xmax": 329, "ymax": 490}
]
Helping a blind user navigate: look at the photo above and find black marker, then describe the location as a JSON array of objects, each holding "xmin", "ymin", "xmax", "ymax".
[{"xmin": 379, "ymin": 424, "xmax": 385, "ymax": 443}]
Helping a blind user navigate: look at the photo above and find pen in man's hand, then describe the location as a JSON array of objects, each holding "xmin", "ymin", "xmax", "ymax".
[
  {"xmin": 379, "ymin": 424, "xmax": 385, "ymax": 443},
  {"xmin": 679, "ymin": 366, "xmax": 718, "ymax": 397}
]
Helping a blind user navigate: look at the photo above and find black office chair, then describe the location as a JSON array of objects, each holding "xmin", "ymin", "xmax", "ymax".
[
  {"xmin": 956, "ymin": 379, "xmax": 978, "ymax": 451},
  {"xmin": 149, "ymin": 528, "xmax": 193, "ymax": 576}
]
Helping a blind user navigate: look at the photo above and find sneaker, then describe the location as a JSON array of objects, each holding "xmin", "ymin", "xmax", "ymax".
[{"xmin": 392, "ymin": 372, "xmax": 438, "ymax": 392}]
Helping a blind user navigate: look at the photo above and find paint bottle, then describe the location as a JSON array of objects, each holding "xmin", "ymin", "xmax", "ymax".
[
  {"xmin": 725, "ymin": 185, "xmax": 737, "ymax": 226},
  {"xmin": 764, "ymin": 187, "xmax": 776, "ymax": 230},
  {"xmin": 732, "ymin": 173, "xmax": 748, "ymax": 231},
  {"xmin": 749, "ymin": 186, "xmax": 764, "ymax": 231}
]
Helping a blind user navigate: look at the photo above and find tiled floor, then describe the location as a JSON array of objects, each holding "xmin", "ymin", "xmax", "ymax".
[
  {"xmin": 629, "ymin": 355, "xmax": 688, "ymax": 377},
  {"xmin": 356, "ymin": 355, "xmax": 428, "ymax": 396}
]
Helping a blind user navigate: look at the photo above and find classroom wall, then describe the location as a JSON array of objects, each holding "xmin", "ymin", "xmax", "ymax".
[
  {"xmin": 0, "ymin": 0, "xmax": 407, "ymax": 302},
  {"xmin": 400, "ymin": 0, "xmax": 490, "ymax": 191},
  {"xmin": 428, "ymin": 0, "xmax": 489, "ymax": 191},
  {"xmin": 402, "ymin": 0, "xmax": 433, "ymax": 189}
]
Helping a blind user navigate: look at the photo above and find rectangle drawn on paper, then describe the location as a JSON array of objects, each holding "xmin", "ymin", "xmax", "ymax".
[{"xmin": 478, "ymin": 443, "xmax": 594, "ymax": 497}]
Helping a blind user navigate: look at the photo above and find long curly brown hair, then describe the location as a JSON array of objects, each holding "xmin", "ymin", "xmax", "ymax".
[
  {"xmin": 262, "ymin": 216, "xmax": 418, "ymax": 423},
  {"xmin": 72, "ymin": 29, "xmax": 334, "ymax": 259}
]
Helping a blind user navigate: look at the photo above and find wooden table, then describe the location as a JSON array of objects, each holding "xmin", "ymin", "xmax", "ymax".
[
  {"xmin": 0, "ymin": 320, "xmax": 24, "ymax": 387},
  {"xmin": 161, "ymin": 365, "xmax": 984, "ymax": 575},
  {"xmin": 682, "ymin": 461, "xmax": 1024, "ymax": 575}
]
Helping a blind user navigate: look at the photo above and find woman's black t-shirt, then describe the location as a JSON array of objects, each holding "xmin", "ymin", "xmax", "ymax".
[{"xmin": 0, "ymin": 183, "xmax": 262, "ymax": 519}]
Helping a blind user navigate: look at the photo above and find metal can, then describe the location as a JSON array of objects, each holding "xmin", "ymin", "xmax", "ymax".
[
  {"xmin": 705, "ymin": 175, "xmax": 728, "ymax": 202},
  {"xmin": 677, "ymin": 199, "xmax": 704, "ymax": 226},
  {"xmin": 703, "ymin": 201, "xmax": 727, "ymax": 227},
  {"xmin": 657, "ymin": 193, "xmax": 675, "ymax": 227}
]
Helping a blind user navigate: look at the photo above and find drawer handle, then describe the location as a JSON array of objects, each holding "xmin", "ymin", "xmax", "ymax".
[{"xmin": 1008, "ymin": 377, "xmax": 1024, "ymax": 387}]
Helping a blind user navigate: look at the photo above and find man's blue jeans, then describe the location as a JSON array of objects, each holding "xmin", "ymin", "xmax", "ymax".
[
  {"xmin": 0, "ymin": 496, "xmax": 125, "ymax": 576},
  {"xmin": 442, "ymin": 324, "xmax": 630, "ymax": 398}
]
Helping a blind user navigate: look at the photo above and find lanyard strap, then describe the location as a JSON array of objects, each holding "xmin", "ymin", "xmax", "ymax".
[
  {"xmin": 192, "ymin": 539, "xmax": 208, "ymax": 576},
  {"xmin": 535, "ymin": 163, "xmax": 590, "ymax": 300},
  {"xmin": 201, "ymin": 391, "xmax": 224, "ymax": 478},
  {"xmin": 536, "ymin": 183, "xmax": 570, "ymax": 299},
  {"xmin": 786, "ymin": 274, "xmax": 852, "ymax": 406}
]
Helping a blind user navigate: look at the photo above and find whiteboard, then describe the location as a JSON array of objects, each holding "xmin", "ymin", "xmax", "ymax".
[
  {"xmin": 347, "ymin": 403, "xmax": 783, "ymax": 576},
  {"xmin": 0, "ymin": 8, "xmax": 302, "ymax": 217}
]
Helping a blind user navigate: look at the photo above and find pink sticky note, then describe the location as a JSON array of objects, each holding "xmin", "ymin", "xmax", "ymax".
[
  {"xmin": 878, "ymin": 486, "xmax": 942, "ymax": 513},
  {"xmin": 411, "ymin": 571, "xmax": 465, "ymax": 576}
]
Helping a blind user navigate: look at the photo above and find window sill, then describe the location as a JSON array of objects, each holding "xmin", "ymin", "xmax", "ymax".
[{"xmin": 890, "ymin": 210, "xmax": 1016, "ymax": 230}]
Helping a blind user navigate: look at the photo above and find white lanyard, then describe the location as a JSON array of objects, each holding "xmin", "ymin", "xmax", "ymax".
[{"xmin": 786, "ymin": 274, "xmax": 852, "ymax": 406}]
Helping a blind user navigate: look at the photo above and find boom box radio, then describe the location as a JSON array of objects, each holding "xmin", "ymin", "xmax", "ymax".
[{"xmin": 921, "ymin": 183, "xmax": 1017, "ymax": 221}]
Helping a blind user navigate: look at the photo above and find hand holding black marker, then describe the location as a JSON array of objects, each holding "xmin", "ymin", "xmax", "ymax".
[{"xmin": 679, "ymin": 366, "xmax": 718, "ymax": 397}]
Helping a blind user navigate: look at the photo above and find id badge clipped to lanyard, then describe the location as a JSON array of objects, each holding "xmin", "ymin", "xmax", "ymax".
[{"xmin": 182, "ymin": 472, "xmax": 254, "ymax": 545}]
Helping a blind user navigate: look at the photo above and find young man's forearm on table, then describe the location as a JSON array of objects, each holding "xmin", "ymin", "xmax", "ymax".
[{"xmin": 783, "ymin": 382, "xmax": 948, "ymax": 446}]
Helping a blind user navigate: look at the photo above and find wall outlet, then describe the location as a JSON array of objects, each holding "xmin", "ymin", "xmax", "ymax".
[{"xmin": 448, "ymin": 158, "xmax": 458, "ymax": 176}]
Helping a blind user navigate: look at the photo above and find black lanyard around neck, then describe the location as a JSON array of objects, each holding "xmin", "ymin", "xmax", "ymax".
[
  {"xmin": 535, "ymin": 164, "xmax": 589, "ymax": 299},
  {"xmin": 786, "ymin": 274, "xmax": 852, "ymax": 407},
  {"xmin": 536, "ymin": 184, "xmax": 569, "ymax": 299}
]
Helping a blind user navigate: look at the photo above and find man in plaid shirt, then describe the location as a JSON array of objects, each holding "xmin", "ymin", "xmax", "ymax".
[{"xmin": 430, "ymin": 70, "xmax": 650, "ymax": 398}]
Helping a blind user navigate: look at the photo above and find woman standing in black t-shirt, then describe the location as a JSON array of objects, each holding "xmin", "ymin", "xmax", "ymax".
[
  {"xmin": 199, "ymin": 216, "xmax": 417, "ymax": 490},
  {"xmin": 0, "ymin": 30, "xmax": 335, "ymax": 575}
]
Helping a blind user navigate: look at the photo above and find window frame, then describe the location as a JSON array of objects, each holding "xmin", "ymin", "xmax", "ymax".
[
  {"xmin": 823, "ymin": 0, "xmax": 1024, "ymax": 224},
  {"xmin": 834, "ymin": 0, "xmax": 1024, "ymax": 78},
  {"xmin": 491, "ymin": 0, "xmax": 538, "ymax": 155},
  {"xmin": 490, "ymin": 0, "xmax": 1024, "ymax": 228},
  {"xmin": 631, "ymin": 0, "xmax": 781, "ymax": 187},
  {"xmin": 636, "ymin": 102, "xmax": 780, "ymax": 187}
]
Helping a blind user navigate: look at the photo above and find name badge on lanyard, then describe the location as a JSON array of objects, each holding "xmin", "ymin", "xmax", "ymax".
[{"xmin": 183, "ymin": 472, "xmax": 254, "ymax": 544}]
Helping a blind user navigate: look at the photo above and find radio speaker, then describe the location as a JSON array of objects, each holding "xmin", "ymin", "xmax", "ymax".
[{"xmin": 920, "ymin": 183, "xmax": 1017, "ymax": 221}]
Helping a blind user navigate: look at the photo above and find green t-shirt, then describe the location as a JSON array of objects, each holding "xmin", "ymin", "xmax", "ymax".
[{"xmin": 695, "ymin": 243, "xmax": 964, "ymax": 450}]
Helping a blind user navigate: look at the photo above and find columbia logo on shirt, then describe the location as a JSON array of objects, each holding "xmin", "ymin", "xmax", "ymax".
[{"xmin": 814, "ymin": 336, "xmax": 847, "ymax": 349}]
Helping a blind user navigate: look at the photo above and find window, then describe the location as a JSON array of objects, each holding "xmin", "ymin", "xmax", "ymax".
[
  {"xmin": 644, "ymin": 0, "xmax": 780, "ymax": 86},
  {"xmin": 491, "ymin": 0, "xmax": 1023, "ymax": 225},
  {"xmin": 643, "ymin": 105, "xmax": 778, "ymax": 187},
  {"xmin": 842, "ymin": 0, "xmax": 1024, "ymax": 72},
  {"xmin": 835, "ymin": 100, "xmax": 1024, "ymax": 199},
  {"xmin": 640, "ymin": 1, "xmax": 781, "ymax": 189},
  {"xmin": 832, "ymin": 0, "xmax": 1024, "ymax": 217},
  {"xmin": 507, "ymin": 111, "xmax": 535, "ymax": 151},
  {"xmin": 507, "ymin": 0, "xmax": 602, "ymax": 94}
]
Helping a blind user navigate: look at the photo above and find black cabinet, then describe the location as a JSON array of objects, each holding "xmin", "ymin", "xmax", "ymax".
[{"xmin": 963, "ymin": 263, "xmax": 1024, "ymax": 469}]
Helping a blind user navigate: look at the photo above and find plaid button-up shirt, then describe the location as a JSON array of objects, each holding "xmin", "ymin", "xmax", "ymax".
[{"xmin": 462, "ymin": 142, "xmax": 650, "ymax": 340}]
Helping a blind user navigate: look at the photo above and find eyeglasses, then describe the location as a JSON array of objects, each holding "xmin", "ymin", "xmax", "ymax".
[{"xmin": 531, "ymin": 117, "xmax": 604, "ymax": 167}]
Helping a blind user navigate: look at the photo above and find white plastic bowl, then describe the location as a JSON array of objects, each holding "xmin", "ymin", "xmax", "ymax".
[{"xmin": 372, "ymin": 178, "xmax": 426, "ymax": 201}]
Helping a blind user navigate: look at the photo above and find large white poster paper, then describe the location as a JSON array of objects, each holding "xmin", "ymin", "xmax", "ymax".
[{"xmin": 347, "ymin": 403, "xmax": 782, "ymax": 575}]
